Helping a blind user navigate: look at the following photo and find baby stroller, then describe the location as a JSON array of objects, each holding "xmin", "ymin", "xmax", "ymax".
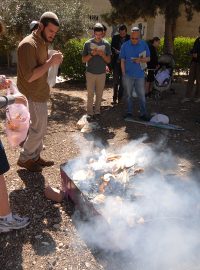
[{"xmin": 152, "ymin": 53, "xmax": 175, "ymax": 100}]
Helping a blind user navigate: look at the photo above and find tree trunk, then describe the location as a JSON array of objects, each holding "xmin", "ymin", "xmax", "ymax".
[{"xmin": 164, "ymin": 16, "xmax": 176, "ymax": 55}]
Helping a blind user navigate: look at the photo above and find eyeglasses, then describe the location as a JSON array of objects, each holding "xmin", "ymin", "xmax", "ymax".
[{"xmin": 131, "ymin": 38, "xmax": 139, "ymax": 40}]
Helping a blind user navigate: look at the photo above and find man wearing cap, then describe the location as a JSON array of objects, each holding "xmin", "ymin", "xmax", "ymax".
[
  {"xmin": 82, "ymin": 23, "xmax": 111, "ymax": 119},
  {"xmin": 30, "ymin": 20, "xmax": 39, "ymax": 32},
  {"xmin": 111, "ymin": 24, "xmax": 130, "ymax": 104},
  {"xmin": 120, "ymin": 27, "xmax": 150, "ymax": 121},
  {"xmin": 17, "ymin": 12, "xmax": 63, "ymax": 172}
]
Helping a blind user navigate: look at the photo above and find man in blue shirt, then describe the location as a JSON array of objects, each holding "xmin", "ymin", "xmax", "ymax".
[{"xmin": 120, "ymin": 27, "xmax": 150, "ymax": 120}]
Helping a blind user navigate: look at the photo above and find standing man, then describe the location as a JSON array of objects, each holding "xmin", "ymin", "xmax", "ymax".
[
  {"xmin": 111, "ymin": 24, "xmax": 130, "ymax": 104},
  {"xmin": 181, "ymin": 26, "xmax": 200, "ymax": 103},
  {"xmin": 82, "ymin": 23, "xmax": 111, "ymax": 119},
  {"xmin": 17, "ymin": 12, "xmax": 63, "ymax": 172},
  {"xmin": 120, "ymin": 27, "xmax": 150, "ymax": 120}
]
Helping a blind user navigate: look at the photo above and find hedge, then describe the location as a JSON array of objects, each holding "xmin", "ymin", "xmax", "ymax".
[{"xmin": 61, "ymin": 37, "xmax": 196, "ymax": 80}]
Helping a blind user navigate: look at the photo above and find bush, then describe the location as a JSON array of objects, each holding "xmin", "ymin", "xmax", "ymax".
[
  {"xmin": 158, "ymin": 37, "xmax": 195, "ymax": 72},
  {"xmin": 61, "ymin": 38, "xmax": 87, "ymax": 81},
  {"xmin": 62, "ymin": 37, "xmax": 196, "ymax": 80}
]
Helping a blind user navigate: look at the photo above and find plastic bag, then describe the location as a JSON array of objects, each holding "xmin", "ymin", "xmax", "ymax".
[
  {"xmin": 150, "ymin": 114, "xmax": 169, "ymax": 124},
  {"xmin": 47, "ymin": 50, "xmax": 59, "ymax": 87},
  {"xmin": 5, "ymin": 82, "xmax": 30, "ymax": 148}
]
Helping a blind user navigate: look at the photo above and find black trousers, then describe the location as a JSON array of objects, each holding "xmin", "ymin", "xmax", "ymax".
[
  {"xmin": 0, "ymin": 140, "xmax": 10, "ymax": 175},
  {"xmin": 113, "ymin": 62, "xmax": 124, "ymax": 101}
]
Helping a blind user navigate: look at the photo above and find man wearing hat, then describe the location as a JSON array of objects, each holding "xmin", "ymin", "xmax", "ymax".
[
  {"xmin": 120, "ymin": 26, "xmax": 150, "ymax": 121},
  {"xmin": 17, "ymin": 12, "xmax": 63, "ymax": 172},
  {"xmin": 29, "ymin": 20, "xmax": 39, "ymax": 32}
]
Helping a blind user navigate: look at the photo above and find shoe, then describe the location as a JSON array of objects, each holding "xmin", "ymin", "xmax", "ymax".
[
  {"xmin": 93, "ymin": 114, "xmax": 101, "ymax": 121},
  {"xmin": 181, "ymin": 97, "xmax": 191, "ymax": 104},
  {"xmin": 111, "ymin": 100, "xmax": 117, "ymax": 105},
  {"xmin": 0, "ymin": 214, "xmax": 30, "ymax": 232},
  {"xmin": 123, "ymin": 113, "xmax": 133, "ymax": 119},
  {"xmin": 86, "ymin": 114, "xmax": 93, "ymax": 122},
  {"xmin": 194, "ymin": 98, "xmax": 200, "ymax": 103},
  {"xmin": 36, "ymin": 157, "xmax": 54, "ymax": 167},
  {"xmin": 17, "ymin": 159, "xmax": 43, "ymax": 172},
  {"xmin": 139, "ymin": 114, "xmax": 150, "ymax": 121}
]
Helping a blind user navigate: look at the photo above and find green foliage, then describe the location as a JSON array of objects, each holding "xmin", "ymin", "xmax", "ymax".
[
  {"xmin": 158, "ymin": 37, "xmax": 195, "ymax": 71},
  {"xmin": 0, "ymin": 0, "xmax": 90, "ymax": 55},
  {"xmin": 61, "ymin": 38, "xmax": 87, "ymax": 81}
]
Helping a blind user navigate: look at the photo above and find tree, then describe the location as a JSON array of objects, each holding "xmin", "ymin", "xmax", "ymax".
[
  {"xmin": 106, "ymin": 0, "xmax": 200, "ymax": 54},
  {"xmin": 0, "ymin": 0, "xmax": 90, "ymax": 66}
]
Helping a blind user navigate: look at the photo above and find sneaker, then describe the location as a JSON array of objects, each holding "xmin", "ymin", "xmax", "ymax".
[
  {"xmin": 181, "ymin": 97, "xmax": 191, "ymax": 104},
  {"xmin": 35, "ymin": 157, "xmax": 54, "ymax": 167},
  {"xmin": 0, "ymin": 214, "xmax": 30, "ymax": 232},
  {"xmin": 123, "ymin": 113, "xmax": 133, "ymax": 119},
  {"xmin": 139, "ymin": 114, "xmax": 150, "ymax": 122},
  {"xmin": 17, "ymin": 159, "xmax": 43, "ymax": 172}
]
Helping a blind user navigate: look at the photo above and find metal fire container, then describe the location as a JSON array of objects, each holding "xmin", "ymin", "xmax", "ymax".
[{"xmin": 60, "ymin": 161, "xmax": 101, "ymax": 218}]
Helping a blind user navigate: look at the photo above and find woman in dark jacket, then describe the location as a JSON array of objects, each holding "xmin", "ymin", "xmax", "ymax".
[{"xmin": 0, "ymin": 21, "xmax": 30, "ymax": 233}]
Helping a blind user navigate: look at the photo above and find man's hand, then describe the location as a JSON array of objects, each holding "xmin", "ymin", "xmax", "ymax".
[
  {"xmin": 0, "ymin": 76, "xmax": 10, "ymax": 90},
  {"xmin": 133, "ymin": 58, "xmax": 141, "ymax": 64},
  {"xmin": 91, "ymin": 49, "xmax": 98, "ymax": 56},
  {"xmin": 97, "ymin": 50, "xmax": 105, "ymax": 57},
  {"xmin": 50, "ymin": 51, "xmax": 63, "ymax": 66},
  {"xmin": 13, "ymin": 93, "xmax": 27, "ymax": 106}
]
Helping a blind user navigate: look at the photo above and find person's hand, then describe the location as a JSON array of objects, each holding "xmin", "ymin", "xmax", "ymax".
[
  {"xmin": 0, "ymin": 76, "xmax": 10, "ymax": 90},
  {"xmin": 91, "ymin": 49, "xmax": 98, "ymax": 56},
  {"xmin": 97, "ymin": 50, "xmax": 105, "ymax": 57},
  {"xmin": 50, "ymin": 51, "xmax": 63, "ymax": 66},
  {"xmin": 133, "ymin": 58, "xmax": 140, "ymax": 64},
  {"xmin": 13, "ymin": 93, "xmax": 27, "ymax": 106}
]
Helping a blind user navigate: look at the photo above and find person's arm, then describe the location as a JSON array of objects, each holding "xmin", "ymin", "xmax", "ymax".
[
  {"xmin": 0, "ymin": 95, "xmax": 15, "ymax": 109},
  {"xmin": 119, "ymin": 43, "xmax": 126, "ymax": 75},
  {"xmin": 0, "ymin": 94, "xmax": 27, "ymax": 109},
  {"xmin": 28, "ymin": 52, "xmax": 63, "ymax": 83},
  {"xmin": 97, "ymin": 50, "xmax": 111, "ymax": 64},
  {"xmin": 82, "ymin": 42, "xmax": 93, "ymax": 63},
  {"xmin": 82, "ymin": 54, "xmax": 93, "ymax": 63},
  {"xmin": 121, "ymin": 59, "xmax": 126, "ymax": 76},
  {"xmin": 18, "ymin": 43, "xmax": 63, "ymax": 83}
]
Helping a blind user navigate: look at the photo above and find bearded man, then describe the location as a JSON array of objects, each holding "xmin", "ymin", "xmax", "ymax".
[{"xmin": 17, "ymin": 12, "xmax": 63, "ymax": 172}]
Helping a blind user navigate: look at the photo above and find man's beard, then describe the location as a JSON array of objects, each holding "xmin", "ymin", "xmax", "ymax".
[{"xmin": 41, "ymin": 30, "xmax": 53, "ymax": 43}]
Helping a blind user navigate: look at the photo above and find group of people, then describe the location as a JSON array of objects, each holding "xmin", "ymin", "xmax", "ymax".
[
  {"xmin": 0, "ymin": 12, "xmax": 200, "ymax": 234},
  {"xmin": 82, "ymin": 23, "xmax": 162, "ymax": 122}
]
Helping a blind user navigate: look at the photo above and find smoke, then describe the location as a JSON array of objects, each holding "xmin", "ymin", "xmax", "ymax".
[{"xmin": 65, "ymin": 136, "xmax": 200, "ymax": 270}]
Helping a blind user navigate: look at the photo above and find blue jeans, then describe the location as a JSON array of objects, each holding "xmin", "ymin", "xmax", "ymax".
[{"xmin": 123, "ymin": 75, "xmax": 146, "ymax": 116}]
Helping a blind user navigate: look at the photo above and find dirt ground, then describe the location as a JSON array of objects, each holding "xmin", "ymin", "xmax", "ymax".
[{"xmin": 0, "ymin": 78, "xmax": 200, "ymax": 270}]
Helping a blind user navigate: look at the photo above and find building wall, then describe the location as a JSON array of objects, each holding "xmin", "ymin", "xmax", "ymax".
[{"xmin": 87, "ymin": 0, "xmax": 113, "ymax": 36}]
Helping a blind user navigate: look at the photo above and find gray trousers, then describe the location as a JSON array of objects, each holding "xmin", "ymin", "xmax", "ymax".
[{"xmin": 19, "ymin": 100, "xmax": 48, "ymax": 162}]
